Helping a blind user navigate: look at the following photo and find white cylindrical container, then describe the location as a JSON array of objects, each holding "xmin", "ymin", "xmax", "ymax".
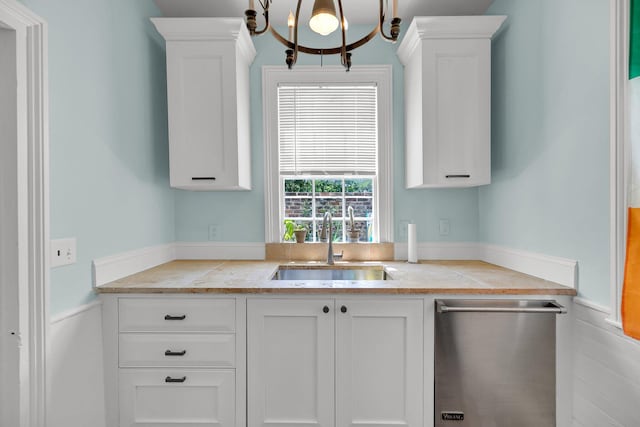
[{"xmin": 408, "ymin": 223, "xmax": 418, "ymax": 263}]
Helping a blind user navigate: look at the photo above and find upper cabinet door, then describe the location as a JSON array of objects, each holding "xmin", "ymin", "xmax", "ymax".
[
  {"xmin": 398, "ymin": 16, "xmax": 506, "ymax": 189},
  {"xmin": 335, "ymin": 299, "xmax": 423, "ymax": 427},
  {"xmin": 152, "ymin": 18, "xmax": 255, "ymax": 191},
  {"xmin": 247, "ymin": 299, "xmax": 335, "ymax": 427}
]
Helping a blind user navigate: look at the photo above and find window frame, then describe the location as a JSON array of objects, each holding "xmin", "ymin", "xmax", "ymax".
[{"xmin": 262, "ymin": 65, "xmax": 394, "ymax": 243}]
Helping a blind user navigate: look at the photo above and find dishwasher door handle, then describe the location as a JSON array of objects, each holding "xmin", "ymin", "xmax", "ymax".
[{"xmin": 436, "ymin": 301, "xmax": 566, "ymax": 314}]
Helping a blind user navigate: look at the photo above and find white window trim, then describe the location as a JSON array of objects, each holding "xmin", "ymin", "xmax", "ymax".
[
  {"xmin": 609, "ymin": 0, "xmax": 629, "ymax": 328},
  {"xmin": 262, "ymin": 65, "xmax": 394, "ymax": 243}
]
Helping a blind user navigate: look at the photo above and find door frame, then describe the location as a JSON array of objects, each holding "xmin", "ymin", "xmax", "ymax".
[{"xmin": 0, "ymin": 1, "xmax": 49, "ymax": 426}]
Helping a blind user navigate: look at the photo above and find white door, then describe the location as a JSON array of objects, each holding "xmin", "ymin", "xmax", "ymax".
[
  {"xmin": 247, "ymin": 299, "xmax": 335, "ymax": 427},
  {"xmin": 335, "ymin": 300, "xmax": 423, "ymax": 427}
]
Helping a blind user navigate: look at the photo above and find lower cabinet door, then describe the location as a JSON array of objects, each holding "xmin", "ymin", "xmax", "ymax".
[
  {"xmin": 119, "ymin": 369, "xmax": 234, "ymax": 427},
  {"xmin": 247, "ymin": 299, "xmax": 335, "ymax": 427},
  {"xmin": 336, "ymin": 300, "xmax": 424, "ymax": 427}
]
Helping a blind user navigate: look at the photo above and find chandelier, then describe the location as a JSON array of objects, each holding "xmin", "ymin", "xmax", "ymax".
[{"xmin": 245, "ymin": 0, "xmax": 401, "ymax": 71}]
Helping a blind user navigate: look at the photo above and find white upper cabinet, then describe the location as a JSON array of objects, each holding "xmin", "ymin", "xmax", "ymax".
[
  {"xmin": 397, "ymin": 16, "xmax": 506, "ymax": 188},
  {"xmin": 152, "ymin": 18, "xmax": 256, "ymax": 190}
]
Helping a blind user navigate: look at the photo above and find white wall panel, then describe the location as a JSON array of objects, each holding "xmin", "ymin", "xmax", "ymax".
[
  {"xmin": 49, "ymin": 302, "xmax": 106, "ymax": 427},
  {"xmin": 573, "ymin": 302, "xmax": 640, "ymax": 427}
]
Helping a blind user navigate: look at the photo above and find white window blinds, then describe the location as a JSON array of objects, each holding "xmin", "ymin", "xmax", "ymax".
[{"xmin": 278, "ymin": 84, "xmax": 378, "ymax": 175}]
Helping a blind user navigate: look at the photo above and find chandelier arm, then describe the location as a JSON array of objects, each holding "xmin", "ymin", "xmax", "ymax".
[
  {"xmin": 245, "ymin": 6, "xmax": 270, "ymax": 36},
  {"xmin": 292, "ymin": 0, "xmax": 303, "ymax": 66},
  {"xmin": 378, "ymin": 0, "xmax": 401, "ymax": 41},
  {"xmin": 270, "ymin": 26, "xmax": 380, "ymax": 56},
  {"xmin": 337, "ymin": 0, "xmax": 347, "ymax": 68},
  {"xmin": 378, "ymin": 0, "xmax": 393, "ymax": 41}
]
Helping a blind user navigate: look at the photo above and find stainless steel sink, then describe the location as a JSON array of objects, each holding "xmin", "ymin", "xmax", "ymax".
[{"xmin": 272, "ymin": 266, "xmax": 389, "ymax": 281}]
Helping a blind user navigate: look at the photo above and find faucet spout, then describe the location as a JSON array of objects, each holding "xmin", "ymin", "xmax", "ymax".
[{"xmin": 323, "ymin": 212, "xmax": 334, "ymax": 265}]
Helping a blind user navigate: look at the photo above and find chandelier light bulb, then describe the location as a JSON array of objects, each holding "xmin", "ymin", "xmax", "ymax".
[{"xmin": 309, "ymin": 0, "xmax": 339, "ymax": 35}]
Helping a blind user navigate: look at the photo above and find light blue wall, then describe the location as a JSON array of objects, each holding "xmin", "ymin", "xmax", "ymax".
[
  {"xmin": 21, "ymin": 0, "xmax": 176, "ymax": 315},
  {"xmin": 481, "ymin": 0, "xmax": 610, "ymax": 304},
  {"xmin": 174, "ymin": 25, "xmax": 480, "ymax": 243}
]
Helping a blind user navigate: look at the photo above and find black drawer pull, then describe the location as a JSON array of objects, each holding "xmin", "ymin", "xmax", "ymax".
[
  {"xmin": 445, "ymin": 174, "xmax": 471, "ymax": 178},
  {"xmin": 165, "ymin": 350, "xmax": 187, "ymax": 356},
  {"xmin": 165, "ymin": 376, "xmax": 186, "ymax": 383},
  {"xmin": 164, "ymin": 314, "xmax": 186, "ymax": 321},
  {"xmin": 192, "ymin": 177, "xmax": 216, "ymax": 180},
  {"xmin": 341, "ymin": 305, "xmax": 347, "ymax": 313},
  {"xmin": 323, "ymin": 305, "xmax": 330, "ymax": 313}
]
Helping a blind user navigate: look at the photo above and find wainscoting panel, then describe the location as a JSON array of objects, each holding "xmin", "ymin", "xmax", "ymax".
[
  {"xmin": 49, "ymin": 301, "xmax": 106, "ymax": 427},
  {"xmin": 573, "ymin": 301, "xmax": 640, "ymax": 427}
]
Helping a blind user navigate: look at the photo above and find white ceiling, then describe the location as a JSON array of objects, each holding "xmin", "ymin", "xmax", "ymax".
[{"xmin": 154, "ymin": 0, "xmax": 494, "ymax": 25}]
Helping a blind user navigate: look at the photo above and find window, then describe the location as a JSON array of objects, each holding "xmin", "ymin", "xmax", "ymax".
[
  {"xmin": 283, "ymin": 177, "xmax": 374, "ymax": 242},
  {"xmin": 263, "ymin": 66, "xmax": 393, "ymax": 243}
]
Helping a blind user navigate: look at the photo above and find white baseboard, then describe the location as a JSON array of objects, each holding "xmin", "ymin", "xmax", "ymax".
[
  {"xmin": 481, "ymin": 244, "xmax": 577, "ymax": 288},
  {"xmin": 394, "ymin": 242, "xmax": 481, "ymax": 261},
  {"xmin": 174, "ymin": 242, "xmax": 266, "ymax": 260},
  {"xmin": 92, "ymin": 243, "xmax": 175, "ymax": 287}
]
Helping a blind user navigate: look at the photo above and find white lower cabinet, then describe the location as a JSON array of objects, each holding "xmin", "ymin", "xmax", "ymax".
[
  {"xmin": 119, "ymin": 369, "xmax": 235, "ymax": 427},
  {"xmin": 247, "ymin": 298, "xmax": 424, "ymax": 427},
  {"xmin": 104, "ymin": 297, "xmax": 240, "ymax": 427}
]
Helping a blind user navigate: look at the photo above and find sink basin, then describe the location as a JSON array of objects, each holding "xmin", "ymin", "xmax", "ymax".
[{"xmin": 272, "ymin": 266, "xmax": 389, "ymax": 281}]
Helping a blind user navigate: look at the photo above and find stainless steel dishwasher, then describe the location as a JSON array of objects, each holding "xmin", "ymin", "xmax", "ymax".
[{"xmin": 434, "ymin": 299, "xmax": 566, "ymax": 427}]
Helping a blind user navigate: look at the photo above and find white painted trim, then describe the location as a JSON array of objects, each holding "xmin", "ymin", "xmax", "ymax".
[
  {"xmin": 0, "ymin": 2, "xmax": 49, "ymax": 426},
  {"xmin": 92, "ymin": 244, "xmax": 175, "ymax": 287},
  {"xmin": 50, "ymin": 300, "xmax": 101, "ymax": 326},
  {"xmin": 482, "ymin": 244, "xmax": 577, "ymax": 288},
  {"xmin": 174, "ymin": 242, "xmax": 266, "ymax": 260},
  {"xmin": 609, "ymin": 0, "xmax": 629, "ymax": 326},
  {"xmin": 394, "ymin": 242, "xmax": 481, "ymax": 261},
  {"xmin": 573, "ymin": 296, "xmax": 610, "ymax": 315},
  {"xmin": 261, "ymin": 65, "xmax": 394, "ymax": 243}
]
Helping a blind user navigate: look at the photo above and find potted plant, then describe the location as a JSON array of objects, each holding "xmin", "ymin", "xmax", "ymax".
[{"xmin": 283, "ymin": 219, "xmax": 308, "ymax": 243}]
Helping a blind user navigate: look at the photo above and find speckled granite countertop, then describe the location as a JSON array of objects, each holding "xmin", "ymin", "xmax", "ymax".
[{"xmin": 94, "ymin": 260, "xmax": 577, "ymax": 295}]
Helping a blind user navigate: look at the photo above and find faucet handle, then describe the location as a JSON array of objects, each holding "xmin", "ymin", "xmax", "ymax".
[{"xmin": 333, "ymin": 251, "xmax": 344, "ymax": 261}]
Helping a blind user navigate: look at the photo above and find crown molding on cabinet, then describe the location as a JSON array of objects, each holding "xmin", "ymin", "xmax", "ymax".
[{"xmin": 397, "ymin": 15, "xmax": 506, "ymax": 63}]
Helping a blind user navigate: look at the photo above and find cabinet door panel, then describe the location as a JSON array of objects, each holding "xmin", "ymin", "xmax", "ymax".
[
  {"xmin": 336, "ymin": 300, "xmax": 423, "ymax": 427},
  {"xmin": 247, "ymin": 299, "xmax": 334, "ymax": 427},
  {"xmin": 424, "ymin": 39, "xmax": 490, "ymax": 186},
  {"xmin": 119, "ymin": 369, "xmax": 234, "ymax": 427}
]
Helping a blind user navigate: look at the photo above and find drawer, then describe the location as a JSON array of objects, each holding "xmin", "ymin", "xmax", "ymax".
[
  {"xmin": 119, "ymin": 298, "xmax": 235, "ymax": 332},
  {"xmin": 119, "ymin": 369, "xmax": 234, "ymax": 427},
  {"xmin": 119, "ymin": 333, "xmax": 235, "ymax": 368}
]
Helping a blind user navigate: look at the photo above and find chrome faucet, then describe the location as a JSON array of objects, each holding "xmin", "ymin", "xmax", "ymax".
[{"xmin": 322, "ymin": 211, "xmax": 343, "ymax": 265}]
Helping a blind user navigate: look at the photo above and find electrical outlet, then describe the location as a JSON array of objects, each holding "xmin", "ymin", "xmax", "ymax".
[
  {"xmin": 439, "ymin": 219, "xmax": 450, "ymax": 236},
  {"xmin": 50, "ymin": 238, "xmax": 77, "ymax": 267},
  {"xmin": 398, "ymin": 220, "xmax": 410, "ymax": 241},
  {"xmin": 208, "ymin": 224, "xmax": 219, "ymax": 241}
]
